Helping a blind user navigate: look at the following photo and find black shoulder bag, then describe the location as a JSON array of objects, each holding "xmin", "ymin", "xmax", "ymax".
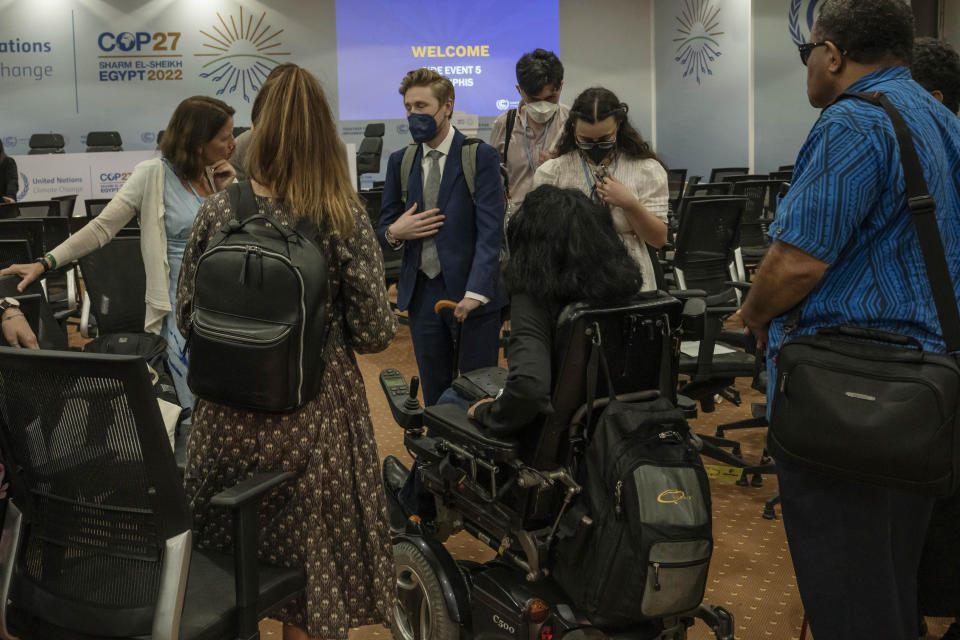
[{"xmin": 768, "ymin": 91, "xmax": 960, "ymax": 496}]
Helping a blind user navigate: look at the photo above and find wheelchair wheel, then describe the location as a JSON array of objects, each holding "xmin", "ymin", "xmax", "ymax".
[{"xmin": 392, "ymin": 541, "xmax": 459, "ymax": 640}]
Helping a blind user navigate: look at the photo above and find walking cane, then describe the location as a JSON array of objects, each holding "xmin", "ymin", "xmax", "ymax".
[{"xmin": 434, "ymin": 299, "xmax": 463, "ymax": 382}]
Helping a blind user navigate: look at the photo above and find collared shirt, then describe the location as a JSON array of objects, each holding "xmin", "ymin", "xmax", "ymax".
[
  {"xmin": 420, "ymin": 125, "xmax": 489, "ymax": 305},
  {"xmin": 489, "ymin": 104, "xmax": 570, "ymax": 211},
  {"xmin": 767, "ymin": 66, "xmax": 960, "ymax": 393}
]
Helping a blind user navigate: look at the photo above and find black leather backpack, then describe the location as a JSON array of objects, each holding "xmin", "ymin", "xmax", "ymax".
[{"xmin": 187, "ymin": 181, "xmax": 329, "ymax": 412}]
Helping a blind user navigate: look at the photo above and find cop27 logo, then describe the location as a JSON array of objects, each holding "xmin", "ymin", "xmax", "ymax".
[
  {"xmin": 194, "ymin": 8, "xmax": 291, "ymax": 102},
  {"xmin": 673, "ymin": 0, "xmax": 724, "ymax": 85},
  {"xmin": 789, "ymin": 0, "xmax": 823, "ymax": 48}
]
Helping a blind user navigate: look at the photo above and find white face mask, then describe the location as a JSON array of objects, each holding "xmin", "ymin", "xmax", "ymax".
[{"xmin": 525, "ymin": 100, "xmax": 559, "ymax": 123}]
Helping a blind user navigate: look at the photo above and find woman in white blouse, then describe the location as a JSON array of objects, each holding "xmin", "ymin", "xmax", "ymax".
[{"xmin": 533, "ymin": 87, "xmax": 668, "ymax": 291}]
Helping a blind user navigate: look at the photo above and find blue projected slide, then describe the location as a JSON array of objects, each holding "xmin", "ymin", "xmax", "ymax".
[{"xmin": 335, "ymin": 0, "xmax": 559, "ymax": 120}]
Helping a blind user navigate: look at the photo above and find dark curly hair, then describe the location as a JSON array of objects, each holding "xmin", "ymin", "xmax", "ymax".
[
  {"xmin": 516, "ymin": 49, "xmax": 564, "ymax": 97},
  {"xmin": 814, "ymin": 0, "xmax": 914, "ymax": 65},
  {"xmin": 504, "ymin": 185, "xmax": 643, "ymax": 304},
  {"xmin": 912, "ymin": 37, "xmax": 960, "ymax": 114},
  {"xmin": 555, "ymin": 87, "xmax": 660, "ymax": 163}
]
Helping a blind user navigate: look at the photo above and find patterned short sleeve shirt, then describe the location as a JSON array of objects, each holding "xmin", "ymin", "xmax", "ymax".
[{"xmin": 767, "ymin": 66, "xmax": 960, "ymax": 371}]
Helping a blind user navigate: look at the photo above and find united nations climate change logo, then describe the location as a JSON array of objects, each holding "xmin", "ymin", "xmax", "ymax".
[
  {"xmin": 789, "ymin": 0, "xmax": 823, "ymax": 47},
  {"xmin": 673, "ymin": 0, "xmax": 724, "ymax": 85},
  {"xmin": 194, "ymin": 8, "xmax": 290, "ymax": 102},
  {"xmin": 17, "ymin": 172, "xmax": 28, "ymax": 201}
]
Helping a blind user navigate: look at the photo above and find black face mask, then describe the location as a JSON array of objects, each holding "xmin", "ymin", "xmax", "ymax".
[{"xmin": 584, "ymin": 145, "xmax": 614, "ymax": 165}]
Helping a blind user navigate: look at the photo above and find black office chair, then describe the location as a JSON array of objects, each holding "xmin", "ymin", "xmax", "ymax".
[
  {"xmin": 777, "ymin": 164, "xmax": 794, "ymax": 172},
  {"xmin": 356, "ymin": 123, "xmax": 385, "ymax": 185},
  {"xmin": 0, "ymin": 218, "xmax": 78, "ymax": 317},
  {"xmin": 51, "ymin": 194, "xmax": 78, "ymax": 218},
  {"xmin": 12, "ymin": 200, "xmax": 58, "ymax": 218},
  {"xmin": 0, "ymin": 240, "xmax": 31, "ymax": 271},
  {"xmin": 0, "ymin": 204, "xmax": 19, "ymax": 220},
  {"xmin": 27, "ymin": 133, "xmax": 65, "ymax": 155},
  {"xmin": 708, "ymin": 167, "xmax": 748, "ymax": 183},
  {"xmin": 84, "ymin": 197, "xmax": 139, "ymax": 230},
  {"xmin": 768, "ymin": 169, "xmax": 793, "ymax": 182},
  {"xmin": 731, "ymin": 179, "xmax": 783, "ymax": 270},
  {"xmin": 0, "ymin": 348, "xmax": 305, "ymax": 640},
  {"xmin": 721, "ymin": 174, "xmax": 767, "ymax": 185},
  {"xmin": 233, "ymin": 126, "xmax": 249, "ymax": 138},
  {"xmin": 667, "ymin": 168, "xmax": 688, "ymax": 215},
  {"xmin": 78, "ymin": 236, "xmax": 146, "ymax": 338},
  {"xmin": 85, "ymin": 130, "xmax": 123, "ymax": 152},
  {"xmin": 0, "ymin": 275, "xmax": 68, "ymax": 350},
  {"xmin": 685, "ymin": 182, "xmax": 732, "ymax": 198}
]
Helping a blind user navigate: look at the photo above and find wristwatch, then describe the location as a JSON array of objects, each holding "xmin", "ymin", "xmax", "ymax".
[
  {"xmin": 385, "ymin": 226, "xmax": 402, "ymax": 248},
  {"xmin": 0, "ymin": 297, "xmax": 20, "ymax": 315}
]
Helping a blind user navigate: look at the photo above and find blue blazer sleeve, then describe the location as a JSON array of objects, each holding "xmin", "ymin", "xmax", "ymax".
[
  {"xmin": 465, "ymin": 142, "xmax": 505, "ymax": 298},
  {"xmin": 375, "ymin": 148, "xmax": 405, "ymax": 250}
]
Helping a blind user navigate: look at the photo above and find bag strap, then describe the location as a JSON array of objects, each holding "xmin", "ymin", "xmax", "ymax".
[
  {"xmin": 399, "ymin": 143, "xmax": 419, "ymax": 204},
  {"xmin": 584, "ymin": 322, "xmax": 618, "ymax": 437},
  {"xmin": 227, "ymin": 181, "xmax": 258, "ymax": 222},
  {"xmin": 502, "ymin": 109, "xmax": 517, "ymax": 165},
  {"xmin": 461, "ymin": 138, "xmax": 482, "ymax": 201},
  {"xmin": 840, "ymin": 91, "xmax": 960, "ymax": 352}
]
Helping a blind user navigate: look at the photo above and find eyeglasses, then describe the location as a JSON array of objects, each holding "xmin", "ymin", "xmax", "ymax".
[
  {"xmin": 798, "ymin": 41, "xmax": 846, "ymax": 66},
  {"xmin": 575, "ymin": 138, "xmax": 616, "ymax": 150}
]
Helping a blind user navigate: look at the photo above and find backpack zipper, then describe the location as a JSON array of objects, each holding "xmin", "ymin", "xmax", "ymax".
[{"xmin": 193, "ymin": 316, "xmax": 292, "ymax": 345}]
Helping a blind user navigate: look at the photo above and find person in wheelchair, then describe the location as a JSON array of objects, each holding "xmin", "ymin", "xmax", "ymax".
[
  {"xmin": 384, "ymin": 183, "xmax": 643, "ymax": 519},
  {"xmin": 379, "ymin": 184, "xmax": 732, "ymax": 640}
]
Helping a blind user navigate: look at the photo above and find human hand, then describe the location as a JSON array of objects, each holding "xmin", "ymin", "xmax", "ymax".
[
  {"xmin": 389, "ymin": 203, "xmax": 444, "ymax": 240},
  {"xmin": 734, "ymin": 309, "xmax": 768, "ymax": 351},
  {"xmin": 1, "ymin": 197, "xmax": 13, "ymax": 204},
  {"xmin": 210, "ymin": 159, "xmax": 237, "ymax": 192},
  {"xmin": 0, "ymin": 262, "xmax": 45, "ymax": 292},
  {"xmin": 454, "ymin": 297, "xmax": 482, "ymax": 321},
  {"xmin": 595, "ymin": 175, "xmax": 637, "ymax": 210},
  {"xmin": 467, "ymin": 397, "xmax": 495, "ymax": 419},
  {"xmin": 538, "ymin": 149, "xmax": 555, "ymax": 164},
  {"xmin": 2, "ymin": 309, "xmax": 39, "ymax": 349}
]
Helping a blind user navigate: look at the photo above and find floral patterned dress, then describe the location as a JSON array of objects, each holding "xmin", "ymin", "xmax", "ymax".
[{"xmin": 176, "ymin": 191, "xmax": 398, "ymax": 638}]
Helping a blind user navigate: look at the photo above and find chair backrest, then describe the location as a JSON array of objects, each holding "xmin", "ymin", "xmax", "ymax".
[
  {"xmin": 51, "ymin": 195, "xmax": 78, "ymax": 218},
  {"xmin": 768, "ymin": 169, "xmax": 792, "ymax": 182},
  {"xmin": 666, "ymin": 168, "xmax": 688, "ymax": 214},
  {"xmin": 0, "ymin": 348, "xmax": 190, "ymax": 637},
  {"xmin": 0, "ymin": 239, "xmax": 31, "ymax": 270},
  {"xmin": 84, "ymin": 198, "xmax": 111, "ymax": 219},
  {"xmin": 78, "ymin": 237, "xmax": 147, "ymax": 334},
  {"xmin": 778, "ymin": 164, "xmax": 794, "ymax": 172},
  {"xmin": 0, "ymin": 275, "xmax": 68, "ymax": 350},
  {"xmin": 232, "ymin": 126, "xmax": 249, "ymax": 138},
  {"xmin": 708, "ymin": 167, "xmax": 748, "ymax": 182},
  {"xmin": 14, "ymin": 200, "xmax": 59, "ymax": 218},
  {"xmin": 673, "ymin": 197, "xmax": 746, "ymax": 295},
  {"xmin": 731, "ymin": 179, "xmax": 782, "ymax": 247},
  {"xmin": 0, "ymin": 203, "xmax": 19, "ymax": 220},
  {"xmin": 0, "ymin": 217, "xmax": 68, "ymax": 256},
  {"xmin": 27, "ymin": 133, "xmax": 65, "ymax": 155},
  {"xmin": 721, "ymin": 174, "xmax": 767, "ymax": 184},
  {"xmin": 0, "ymin": 220, "xmax": 44, "ymax": 258},
  {"xmin": 85, "ymin": 131, "xmax": 123, "ymax": 152},
  {"xmin": 357, "ymin": 123, "xmax": 386, "ymax": 176},
  {"xmin": 685, "ymin": 181, "xmax": 731, "ymax": 198},
  {"xmin": 524, "ymin": 293, "xmax": 683, "ymax": 468}
]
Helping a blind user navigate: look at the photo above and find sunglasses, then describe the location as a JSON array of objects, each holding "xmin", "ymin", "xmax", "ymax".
[{"xmin": 798, "ymin": 41, "xmax": 846, "ymax": 66}]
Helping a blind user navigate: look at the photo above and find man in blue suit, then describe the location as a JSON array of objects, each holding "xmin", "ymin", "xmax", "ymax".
[{"xmin": 376, "ymin": 69, "xmax": 506, "ymax": 405}]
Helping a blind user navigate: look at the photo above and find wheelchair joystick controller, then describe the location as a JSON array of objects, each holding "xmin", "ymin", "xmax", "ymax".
[
  {"xmin": 405, "ymin": 377, "xmax": 421, "ymax": 411},
  {"xmin": 379, "ymin": 368, "xmax": 424, "ymax": 430}
]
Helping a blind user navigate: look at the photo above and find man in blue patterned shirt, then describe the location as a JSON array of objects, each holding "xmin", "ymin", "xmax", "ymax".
[{"xmin": 737, "ymin": 0, "xmax": 960, "ymax": 637}]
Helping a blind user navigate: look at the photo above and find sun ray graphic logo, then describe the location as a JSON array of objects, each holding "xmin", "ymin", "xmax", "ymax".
[
  {"xmin": 673, "ymin": 0, "xmax": 724, "ymax": 85},
  {"xmin": 194, "ymin": 8, "xmax": 290, "ymax": 102}
]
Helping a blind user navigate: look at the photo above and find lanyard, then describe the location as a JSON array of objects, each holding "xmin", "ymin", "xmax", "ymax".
[
  {"xmin": 579, "ymin": 153, "xmax": 618, "ymax": 204},
  {"xmin": 519, "ymin": 109, "xmax": 552, "ymax": 174},
  {"xmin": 163, "ymin": 158, "xmax": 205, "ymax": 205}
]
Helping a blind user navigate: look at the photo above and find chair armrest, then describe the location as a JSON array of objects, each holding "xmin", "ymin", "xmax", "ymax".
[
  {"xmin": 211, "ymin": 470, "xmax": 297, "ymax": 638},
  {"xmin": 681, "ymin": 298, "xmax": 706, "ymax": 320},
  {"xmin": 668, "ymin": 288, "xmax": 709, "ymax": 300},
  {"xmin": 723, "ymin": 280, "xmax": 752, "ymax": 292},
  {"xmin": 210, "ymin": 470, "xmax": 296, "ymax": 509}
]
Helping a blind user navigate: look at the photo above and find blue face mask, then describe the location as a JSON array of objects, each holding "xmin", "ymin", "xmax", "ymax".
[{"xmin": 408, "ymin": 108, "xmax": 443, "ymax": 143}]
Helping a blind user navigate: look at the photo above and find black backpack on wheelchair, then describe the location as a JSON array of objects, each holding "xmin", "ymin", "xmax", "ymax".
[{"xmin": 380, "ymin": 291, "xmax": 733, "ymax": 640}]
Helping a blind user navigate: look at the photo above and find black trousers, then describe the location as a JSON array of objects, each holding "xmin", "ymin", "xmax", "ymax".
[{"xmin": 777, "ymin": 460, "xmax": 935, "ymax": 640}]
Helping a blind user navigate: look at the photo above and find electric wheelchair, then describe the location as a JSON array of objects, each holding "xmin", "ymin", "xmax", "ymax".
[{"xmin": 379, "ymin": 291, "xmax": 735, "ymax": 640}]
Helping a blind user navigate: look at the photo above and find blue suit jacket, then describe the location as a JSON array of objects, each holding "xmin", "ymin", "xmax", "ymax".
[{"xmin": 376, "ymin": 129, "xmax": 506, "ymax": 312}]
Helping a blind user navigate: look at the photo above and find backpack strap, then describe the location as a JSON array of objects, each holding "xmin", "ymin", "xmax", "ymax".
[
  {"xmin": 461, "ymin": 138, "xmax": 483, "ymax": 201},
  {"xmin": 584, "ymin": 322, "xmax": 618, "ymax": 438},
  {"xmin": 399, "ymin": 143, "xmax": 419, "ymax": 204},
  {"xmin": 226, "ymin": 181, "xmax": 258, "ymax": 222},
  {"xmin": 502, "ymin": 108, "xmax": 517, "ymax": 164}
]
